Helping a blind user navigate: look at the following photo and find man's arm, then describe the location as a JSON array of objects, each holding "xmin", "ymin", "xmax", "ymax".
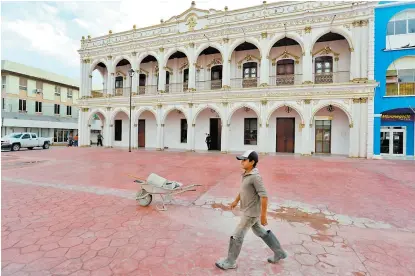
[{"xmin": 230, "ymin": 193, "xmax": 240, "ymax": 209}]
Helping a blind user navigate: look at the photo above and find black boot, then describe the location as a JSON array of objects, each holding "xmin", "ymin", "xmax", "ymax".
[
  {"xmin": 215, "ymin": 236, "xmax": 243, "ymax": 270},
  {"xmin": 261, "ymin": 230, "xmax": 287, "ymax": 263}
]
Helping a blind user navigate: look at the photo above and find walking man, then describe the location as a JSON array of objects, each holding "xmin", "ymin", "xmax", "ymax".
[
  {"xmin": 215, "ymin": 150, "xmax": 287, "ymax": 270},
  {"xmin": 205, "ymin": 133, "xmax": 211, "ymax": 150}
]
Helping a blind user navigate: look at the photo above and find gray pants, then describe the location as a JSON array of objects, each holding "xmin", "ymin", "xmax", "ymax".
[{"xmin": 233, "ymin": 216, "xmax": 268, "ymax": 242}]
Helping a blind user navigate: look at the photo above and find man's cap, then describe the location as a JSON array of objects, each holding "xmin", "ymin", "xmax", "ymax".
[{"xmin": 236, "ymin": 150, "xmax": 259, "ymax": 163}]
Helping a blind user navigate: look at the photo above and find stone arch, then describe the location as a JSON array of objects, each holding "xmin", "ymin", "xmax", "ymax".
[
  {"xmin": 134, "ymin": 107, "xmax": 159, "ymax": 125},
  {"xmin": 88, "ymin": 108, "xmax": 108, "ymax": 125},
  {"xmin": 137, "ymin": 52, "xmax": 161, "ymax": 67},
  {"xmin": 228, "ymin": 37, "xmax": 262, "ymax": 61},
  {"xmin": 110, "ymin": 108, "xmax": 130, "ymax": 123},
  {"xmin": 89, "ymin": 58, "xmax": 109, "ymax": 75},
  {"xmin": 227, "ymin": 103, "xmax": 261, "ymax": 125},
  {"xmin": 112, "ymin": 55, "xmax": 134, "ymax": 72},
  {"xmin": 266, "ymin": 103, "xmax": 305, "ymax": 125},
  {"xmin": 195, "ymin": 43, "xmax": 225, "ymax": 61},
  {"xmin": 311, "ymin": 27, "xmax": 354, "ymax": 50},
  {"xmin": 266, "ymin": 32, "xmax": 305, "ymax": 56},
  {"xmin": 310, "ymin": 102, "xmax": 353, "ymax": 126},
  {"xmin": 163, "ymin": 47, "xmax": 191, "ymax": 67},
  {"xmin": 192, "ymin": 104, "xmax": 223, "ymax": 125},
  {"xmin": 161, "ymin": 106, "xmax": 189, "ymax": 124}
]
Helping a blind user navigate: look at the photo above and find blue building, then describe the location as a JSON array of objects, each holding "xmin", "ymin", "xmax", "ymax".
[{"xmin": 374, "ymin": 2, "xmax": 415, "ymax": 159}]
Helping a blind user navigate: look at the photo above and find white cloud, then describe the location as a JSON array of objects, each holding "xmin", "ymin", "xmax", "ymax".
[{"xmin": 73, "ymin": 18, "xmax": 89, "ymax": 30}]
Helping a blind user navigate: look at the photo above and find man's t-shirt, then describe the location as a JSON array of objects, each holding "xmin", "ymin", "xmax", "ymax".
[{"xmin": 239, "ymin": 168, "xmax": 268, "ymax": 217}]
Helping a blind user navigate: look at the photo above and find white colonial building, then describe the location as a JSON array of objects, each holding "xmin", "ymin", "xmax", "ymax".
[{"xmin": 77, "ymin": 1, "xmax": 378, "ymax": 157}]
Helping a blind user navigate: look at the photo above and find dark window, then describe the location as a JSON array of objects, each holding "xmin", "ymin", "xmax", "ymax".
[
  {"xmin": 19, "ymin": 78, "xmax": 27, "ymax": 90},
  {"xmin": 180, "ymin": 119, "xmax": 187, "ymax": 143},
  {"xmin": 211, "ymin": 65, "xmax": 223, "ymax": 80},
  {"xmin": 67, "ymin": 89, "xmax": 73, "ymax": 98},
  {"xmin": 19, "ymin": 99, "xmax": 26, "ymax": 111},
  {"xmin": 277, "ymin": 59, "xmax": 295, "ymax": 75},
  {"xmin": 409, "ymin": 18, "xmax": 415, "ymax": 33},
  {"xmin": 244, "ymin": 118, "xmax": 257, "ymax": 145},
  {"xmin": 2, "ymin": 76, "xmax": 6, "ymax": 88},
  {"xmin": 315, "ymin": 56, "xmax": 333, "ymax": 73},
  {"xmin": 67, "ymin": 106, "xmax": 72, "ymax": 116},
  {"xmin": 139, "ymin": 74, "xmax": 146, "ymax": 86},
  {"xmin": 31, "ymin": 134, "xmax": 37, "ymax": 139},
  {"xmin": 183, "ymin": 68, "xmax": 189, "ymax": 83},
  {"xmin": 243, "ymin": 62, "xmax": 257, "ymax": 78},
  {"xmin": 22, "ymin": 134, "xmax": 30, "ymax": 139},
  {"xmin": 114, "ymin": 120, "xmax": 122, "ymax": 141},
  {"xmin": 35, "ymin": 101, "xmax": 42, "ymax": 113},
  {"xmin": 2, "ymin": 98, "xmax": 5, "ymax": 110},
  {"xmin": 54, "ymin": 104, "xmax": 60, "ymax": 115},
  {"xmin": 166, "ymin": 71, "xmax": 170, "ymax": 84},
  {"xmin": 115, "ymin": 76, "xmax": 123, "ymax": 88}
]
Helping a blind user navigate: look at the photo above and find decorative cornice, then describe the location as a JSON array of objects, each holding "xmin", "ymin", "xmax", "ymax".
[
  {"xmin": 353, "ymin": 98, "xmax": 360, "ymax": 103},
  {"xmin": 304, "ymin": 26, "xmax": 312, "ymax": 33},
  {"xmin": 304, "ymin": 99, "xmax": 311, "ymax": 104},
  {"xmin": 271, "ymin": 50, "xmax": 300, "ymax": 65},
  {"xmin": 312, "ymin": 46, "xmax": 340, "ymax": 58},
  {"xmin": 261, "ymin": 32, "xmax": 268, "ymax": 39},
  {"xmin": 237, "ymin": 54, "xmax": 261, "ymax": 68}
]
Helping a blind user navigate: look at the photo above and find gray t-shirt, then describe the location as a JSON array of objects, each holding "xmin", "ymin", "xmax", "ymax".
[{"xmin": 239, "ymin": 168, "xmax": 268, "ymax": 217}]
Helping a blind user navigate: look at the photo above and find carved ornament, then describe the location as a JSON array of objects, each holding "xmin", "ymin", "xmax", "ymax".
[{"xmin": 271, "ymin": 50, "xmax": 300, "ymax": 65}]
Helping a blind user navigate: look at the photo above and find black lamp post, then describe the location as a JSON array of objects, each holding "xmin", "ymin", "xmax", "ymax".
[{"xmin": 128, "ymin": 68, "xmax": 135, "ymax": 152}]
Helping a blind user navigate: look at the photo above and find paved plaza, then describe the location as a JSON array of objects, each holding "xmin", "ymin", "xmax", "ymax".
[{"xmin": 1, "ymin": 147, "xmax": 415, "ymax": 275}]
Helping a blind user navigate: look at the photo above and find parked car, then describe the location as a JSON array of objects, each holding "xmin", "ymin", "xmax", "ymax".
[{"xmin": 1, "ymin": 132, "xmax": 52, "ymax": 151}]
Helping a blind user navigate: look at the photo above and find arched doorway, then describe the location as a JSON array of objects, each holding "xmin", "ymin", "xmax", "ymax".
[
  {"xmin": 163, "ymin": 109, "xmax": 188, "ymax": 150},
  {"xmin": 138, "ymin": 55, "xmax": 158, "ymax": 95},
  {"xmin": 165, "ymin": 51, "xmax": 189, "ymax": 93},
  {"xmin": 194, "ymin": 107, "xmax": 222, "ymax": 151},
  {"xmin": 112, "ymin": 110, "xmax": 129, "ymax": 147},
  {"xmin": 195, "ymin": 46, "xmax": 223, "ymax": 91},
  {"xmin": 88, "ymin": 111, "xmax": 106, "ymax": 146},
  {"xmin": 137, "ymin": 110, "xmax": 157, "ymax": 148},
  {"xmin": 311, "ymin": 105, "xmax": 350, "ymax": 155},
  {"xmin": 228, "ymin": 106, "xmax": 259, "ymax": 152},
  {"xmin": 267, "ymin": 105, "xmax": 304, "ymax": 153},
  {"xmin": 114, "ymin": 59, "xmax": 132, "ymax": 96},
  {"xmin": 90, "ymin": 62, "xmax": 107, "ymax": 98},
  {"xmin": 230, "ymin": 42, "xmax": 261, "ymax": 88}
]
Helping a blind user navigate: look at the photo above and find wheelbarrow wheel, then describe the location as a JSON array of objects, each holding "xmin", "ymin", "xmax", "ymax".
[{"xmin": 136, "ymin": 189, "xmax": 152, "ymax": 207}]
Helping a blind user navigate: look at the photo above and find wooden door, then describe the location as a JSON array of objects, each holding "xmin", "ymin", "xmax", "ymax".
[
  {"xmin": 138, "ymin": 119, "xmax": 145, "ymax": 147},
  {"xmin": 276, "ymin": 118, "xmax": 295, "ymax": 153},
  {"xmin": 315, "ymin": 120, "xmax": 331, "ymax": 153}
]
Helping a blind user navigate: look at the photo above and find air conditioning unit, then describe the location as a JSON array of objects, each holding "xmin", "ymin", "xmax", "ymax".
[{"xmin": 34, "ymin": 89, "xmax": 42, "ymax": 93}]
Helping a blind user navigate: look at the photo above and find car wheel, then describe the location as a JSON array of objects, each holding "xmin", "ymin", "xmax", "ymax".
[
  {"xmin": 12, "ymin": 144, "xmax": 20, "ymax": 151},
  {"xmin": 43, "ymin": 143, "xmax": 50, "ymax": 149}
]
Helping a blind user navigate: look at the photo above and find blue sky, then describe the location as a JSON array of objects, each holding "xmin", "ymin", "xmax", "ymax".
[{"xmin": 1, "ymin": 0, "xmax": 257, "ymax": 87}]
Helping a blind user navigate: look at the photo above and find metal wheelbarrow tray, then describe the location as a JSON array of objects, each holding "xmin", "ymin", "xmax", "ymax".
[{"xmin": 131, "ymin": 173, "xmax": 201, "ymax": 211}]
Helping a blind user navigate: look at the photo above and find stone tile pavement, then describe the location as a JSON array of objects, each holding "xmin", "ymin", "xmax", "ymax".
[{"xmin": 2, "ymin": 148, "xmax": 415, "ymax": 275}]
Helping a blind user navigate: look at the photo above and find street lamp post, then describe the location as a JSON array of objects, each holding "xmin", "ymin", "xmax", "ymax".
[{"xmin": 128, "ymin": 68, "xmax": 135, "ymax": 152}]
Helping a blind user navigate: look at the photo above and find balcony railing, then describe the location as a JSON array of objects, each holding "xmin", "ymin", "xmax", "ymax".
[
  {"xmin": 313, "ymin": 71, "xmax": 350, "ymax": 84},
  {"xmin": 165, "ymin": 83, "xmax": 188, "ymax": 94},
  {"xmin": 231, "ymin": 77, "xmax": 259, "ymax": 89},
  {"xmin": 269, "ymin": 74, "xmax": 303, "ymax": 86},
  {"xmin": 114, "ymin": 87, "xmax": 132, "ymax": 97},
  {"xmin": 386, "ymin": 82, "xmax": 415, "ymax": 96},
  {"xmin": 196, "ymin": 80, "xmax": 223, "ymax": 91},
  {"xmin": 91, "ymin": 89, "xmax": 108, "ymax": 98},
  {"xmin": 138, "ymin": 85, "xmax": 158, "ymax": 95}
]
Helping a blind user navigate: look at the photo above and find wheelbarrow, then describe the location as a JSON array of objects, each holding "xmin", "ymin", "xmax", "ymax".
[{"xmin": 130, "ymin": 173, "xmax": 201, "ymax": 211}]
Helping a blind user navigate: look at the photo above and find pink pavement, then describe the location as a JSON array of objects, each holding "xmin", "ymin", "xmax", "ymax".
[{"xmin": 2, "ymin": 147, "xmax": 415, "ymax": 275}]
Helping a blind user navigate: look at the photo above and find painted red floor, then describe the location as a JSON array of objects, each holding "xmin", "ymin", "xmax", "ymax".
[{"xmin": 2, "ymin": 147, "xmax": 415, "ymax": 275}]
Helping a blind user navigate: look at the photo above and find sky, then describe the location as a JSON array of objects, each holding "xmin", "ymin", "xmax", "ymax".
[{"xmin": 1, "ymin": 0, "xmax": 263, "ymax": 87}]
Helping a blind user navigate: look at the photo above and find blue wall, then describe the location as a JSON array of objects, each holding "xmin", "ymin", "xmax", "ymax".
[{"xmin": 374, "ymin": 3, "xmax": 415, "ymax": 156}]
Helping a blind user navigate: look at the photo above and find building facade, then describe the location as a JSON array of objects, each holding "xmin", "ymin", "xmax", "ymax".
[
  {"xmin": 77, "ymin": 1, "xmax": 377, "ymax": 157},
  {"xmin": 1, "ymin": 60, "xmax": 81, "ymax": 144},
  {"xmin": 374, "ymin": 2, "xmax": 415, "ymax": 159}
]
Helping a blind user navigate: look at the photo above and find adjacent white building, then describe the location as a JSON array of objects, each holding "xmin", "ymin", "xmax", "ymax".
[{"xmin": 77, "ymin": 1, "xmax": 378, "ymax": 157}]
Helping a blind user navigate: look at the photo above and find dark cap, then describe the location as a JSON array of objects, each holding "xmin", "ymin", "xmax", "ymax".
[{"xmin": 236, "ymin": 150, "xmax": 259, "ymax": 163}]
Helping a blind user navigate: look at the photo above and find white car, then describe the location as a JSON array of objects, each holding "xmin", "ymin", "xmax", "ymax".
[{"xmin": 1, "ymin": 132, "xmax": 52, "ymax": 151}]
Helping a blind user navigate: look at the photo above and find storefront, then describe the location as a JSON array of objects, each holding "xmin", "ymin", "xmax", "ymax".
[{"xmin": 380, "ymin": 113, "xmax": 414, "ymax": 157}]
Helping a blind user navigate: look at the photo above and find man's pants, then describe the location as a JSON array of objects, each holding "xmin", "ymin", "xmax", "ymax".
[
  {"xmin": 97, "ymin": 139, "xmax": 103, "ymax": 146},
  {"xmin": 233, "ymin": 216, "xmax": 268, "ymax": 242}
]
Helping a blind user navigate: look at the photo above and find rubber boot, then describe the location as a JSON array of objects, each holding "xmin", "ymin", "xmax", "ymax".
[
  {"xmin": 261, "ymin": 230, "xmax": 287, "ymax": 263},
  {"xmin": 215, "ymin": 236, "xmax": 243, "ymax": 270}
]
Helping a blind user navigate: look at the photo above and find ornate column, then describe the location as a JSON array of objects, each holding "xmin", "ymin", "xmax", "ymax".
[
  {"xmin": 107, "ymin": 56, "xmax": 114, "ymax": 95},
  {"xmin": 188, "ymin": 43, "xmax": 196, "ymax": 91},
  {"xmin": 368, "ymin": 18, "xmax": 375, "ymax": 81},
  {"xmin": 78, "ymin": 108, "xmax": 84, "ymax": 145},
  {"xmin": 220, "ymin": 102, "xmax": 229, "ymax": 152},
  {"xmin": 368, "ymin": 98, "xmax": 377, "ymax": 159},
  {"xmin": 351, "ymin": 21, "xmax": 362, "ymax": 81},
  {"xmin": 258, "ymin": 100, "xmax": 268, "ymax": 154},
  {"xmin": 301, "ymin": 99, "xmax": 312, "ymax": 155},
  {"xmin": 302, "ymin": 26, "xmax": 313, "ymax": 84},
  {"xmin": 222, "ymin": 38, "xmax": 231, "ymax": 88},
  {"xmin": 360, "ymin": 20, "xmax": 369, "ymax": 81},
  {"xmin": 359, "ymin": 98, "xmax": 368, "ymax": 158},
  {"xmin": 187, "ymin": 103, "xmax": 194, "ymax": 151},
  {"xmin": 80, "ymin": 60, "xmax": 86, "ymax": 98},
  {"xmin": 158, "ymin": 48, "xmax": 166, "ymax": 92},
  {"xmin": 156, "ymin": 104, "xmax": 164, "ymax": 150},
  {"xmin": 259, "ymin": 32, "xmax": 270, "ymax": 86},
  {"xmin": 350, "ymin": 99, "xmax": 361, "ymax": 157}
]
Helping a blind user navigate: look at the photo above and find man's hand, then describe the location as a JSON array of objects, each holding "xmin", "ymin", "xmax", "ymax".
[
  {"xmin": 261, "ymin": 214, "xmax": 268, "ymax": 226},
  {"xmin": 230, "ymin": 200, "xmax": 238, "ymax": 209}
]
